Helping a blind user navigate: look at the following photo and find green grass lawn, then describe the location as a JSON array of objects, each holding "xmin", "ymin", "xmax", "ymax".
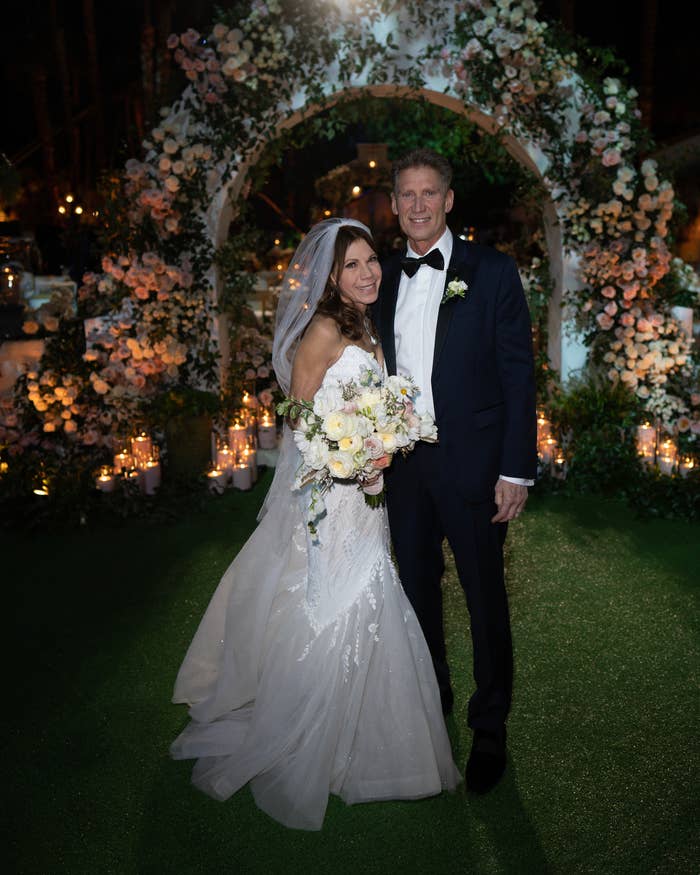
[{"xmin": 6, "ymin": 478, "xmax": 699, "ymax": 874}]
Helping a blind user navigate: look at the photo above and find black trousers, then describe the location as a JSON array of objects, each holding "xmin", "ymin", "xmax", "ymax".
[{"xmin": 386, "ymin": 441, "xmax": 512, "ymax": 732}]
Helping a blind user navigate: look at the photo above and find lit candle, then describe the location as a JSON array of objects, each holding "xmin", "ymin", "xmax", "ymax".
[
  {"xmin": 216, "ymin": 446, "xmax": 234, "ymax": 480},
  {"xmin": 679, "ymin": 457, "xmax": 695, "ymax": 478},
  {"xmin": 140, "ymin": 460, "xmax": 161, "ymax": 495},
  {"xmin": 228, "ymin": 421, "xmax": 247, "ymax": 455},
  {"xmin": 552, "ymin": 454, "xmax": 567, "ymax": 480},
  {"xmin": 242, "ymin": 391, "xmax": 258, "ymax": 412},
  {"xmin": 233, "ymin": 462, "xmax": 252, "ymax": 491},
  {"xmin": 540, "ymin": 437, "xmax": 557, "ymax": 465},
  {"xmin": 257, "ymin": 414, "xmax": 277, "ymax": 449},
  {"xmin": 658, "ymin": 455, "xmax": 674, "ymax": 476},
  {"xmin": 657, "ymin": 439, "xmax": 676, "ymax": 475},
  {"xmin": 95, "ymin": 466, "xmax": 116, "ymax": 493},
  {"xmin": 536, "ymin": 413, "xmax": 551, "ymax": 442},
  {"xmin": 206, "ymin": 467, "xmax": 228, "ymax": 494},
  {"xmin": 636, "ymin": 422, "xmax": 656, "ymax": 461},
  {"xmin": 113, "ymin": 450, "xmax": 133, "ymax": 473},
  {"xmin": 131, "ymin": 433, "xmax": 153, "ymax": 468}
]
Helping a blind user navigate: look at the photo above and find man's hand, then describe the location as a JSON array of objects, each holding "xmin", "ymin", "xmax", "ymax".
[{"xmin": 491, "ymin": 479, "xmax": 528, "ymax": 523}]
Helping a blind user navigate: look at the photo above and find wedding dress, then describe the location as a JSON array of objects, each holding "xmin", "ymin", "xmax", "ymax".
[{"xmin": 171, "ymin": 345, "xmax": 460, "ymax": 830}]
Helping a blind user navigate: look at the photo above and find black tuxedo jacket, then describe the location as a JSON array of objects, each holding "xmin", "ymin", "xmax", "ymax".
[{"xmin": 376, "ymin": 236, "xmax": 537, "ymax": 502}]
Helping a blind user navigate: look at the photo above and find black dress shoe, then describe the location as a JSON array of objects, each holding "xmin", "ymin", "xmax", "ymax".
[
  {"xmin": 465, "ymin": 728, "xmax": 507, "ymax": 794},
  {"xmin": 440, "ymin": 687, "xmax": 454, "ymax": 717}
]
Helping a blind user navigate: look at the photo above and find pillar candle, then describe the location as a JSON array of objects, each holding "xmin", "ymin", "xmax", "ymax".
[
  {"xmin": 257, "ymin": 419, "xmax": 277, "ymax": 449},
  {"xmin": 207, "ymin": 467, "xmax": 228, "ymax": 494},
  {"xmin": 140, "ymin": 460, "xmax": 162, "ymax": 495},
  {"xmin": 95, "ymin": 471, "xmax": 116, "ymax": 493},
  {"xmin": 216, "ymin": 446, "xmax": 234, "ymax": 480},
  {"xmin": 131, "ymin": 434, "xmax": 153, "ymax": 468},
  {"xmin": 113, "ymin": 451, "xmax": 133, "ymax": 473},
  {"xmin": 679, "ymin": 457, "xmax": 695, "ymax": 478},
  {"xmin": 540, "ymin": 437, "xmax": 557, "ymax": 465},
  {"xmin": 658, "ymin": 455, "xmax": 674, "ymax": 476},
  {"xmin": 228, "ymin": 423, "xmax": 247, "ymax": 456},
  {"xmin": 233, "ymin": 462, "xmax": 252, "ymax": 491}
]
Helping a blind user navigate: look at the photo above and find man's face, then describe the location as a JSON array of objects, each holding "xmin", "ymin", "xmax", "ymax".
[{"xmin": 391, "ymin": 165, "xmax": 454, "ymax": 255}]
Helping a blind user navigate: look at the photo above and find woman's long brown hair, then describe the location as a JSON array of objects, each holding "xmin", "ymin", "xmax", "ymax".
[{"xmin": 315, "ymin": 225, "xmax": 379, "ymax": 341}]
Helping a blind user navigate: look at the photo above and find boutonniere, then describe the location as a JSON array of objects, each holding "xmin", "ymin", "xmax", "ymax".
[{"xmin": 441, "ymin": 276, "xmax": 468, "ymax": 305}]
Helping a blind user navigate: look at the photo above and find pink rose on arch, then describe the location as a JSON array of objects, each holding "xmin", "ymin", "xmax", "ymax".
[
  {"xmin": 245, "ymin": 369, "xmax": 256, "ymax": 380},
  {"xmin": 597, "ymin": 312, "xmax": 614, "ymax": 330},
  {"xmin": 167, "ymin": 34, "xmax": 179, "ymax": 49},
  {"xmin": 601, "ymin": 286, "xmax": 616, "ymax": 298},
  {"xmin": 604, "ymin": 301, "xmax": 618, "ymax": 317},
  {"xmin": 602, "ymin": 148, "xmax": 622, "ymax": 167},
  {"xmin": 258, "ymin": 389, "xmax": 274, "ymax": 407},
  {"xmin": 620, "ymin": 313, "xmax": 635, "ymax": 327}
]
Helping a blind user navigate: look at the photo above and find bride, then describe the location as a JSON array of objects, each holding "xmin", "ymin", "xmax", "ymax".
[{"xmin": 170, "ymin": 218, "xmax": 460, "ymax": 830}]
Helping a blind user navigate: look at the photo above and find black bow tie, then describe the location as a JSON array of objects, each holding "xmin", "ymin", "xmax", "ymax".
[{"xmin": 401, "ymin": 248, "xmax": 445, "ymax": 278}]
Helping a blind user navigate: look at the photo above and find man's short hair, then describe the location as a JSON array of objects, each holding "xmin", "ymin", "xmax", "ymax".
[{"xmin": 392, "ymin": 149, "xmax": 453, "ymax": 192}]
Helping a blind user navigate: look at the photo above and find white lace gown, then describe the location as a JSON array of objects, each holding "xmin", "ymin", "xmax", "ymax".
[{"xmin": 170, "ymin": 346, "xmax": 460, "ymax": 830}]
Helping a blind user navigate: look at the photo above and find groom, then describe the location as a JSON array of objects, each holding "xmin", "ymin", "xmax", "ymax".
[{"xmin": 377, "ymin": 148, "xmax": 537, "ymax": 794}]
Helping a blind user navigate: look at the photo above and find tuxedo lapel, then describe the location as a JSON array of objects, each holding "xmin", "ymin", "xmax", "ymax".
[
  {"xmin": 432, "ymin": 238, "xmax": 477, "ymax": 372},
  {"xmin": 379, "ymin": 255, "xmax": 402, "ymax": 376}
]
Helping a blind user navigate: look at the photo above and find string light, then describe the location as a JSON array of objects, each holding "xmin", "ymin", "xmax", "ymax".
[{"xmin": 352, "ymin": 185, "xmax": 361, "ymax": 196}]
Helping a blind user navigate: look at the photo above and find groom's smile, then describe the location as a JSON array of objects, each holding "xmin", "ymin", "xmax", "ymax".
[{"xmin": 391, "ymin": 165, "xmax": 455, "ymax": 256}]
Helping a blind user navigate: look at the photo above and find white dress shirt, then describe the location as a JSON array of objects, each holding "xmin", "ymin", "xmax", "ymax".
[{"xmin": 394, "ymin": 228, "xmax": 533, "ymax": 488}]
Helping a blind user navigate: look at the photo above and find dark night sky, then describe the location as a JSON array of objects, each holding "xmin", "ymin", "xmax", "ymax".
[{"xmin": 1, "ymin": 1, "xmax": 696, "ymax": 195}]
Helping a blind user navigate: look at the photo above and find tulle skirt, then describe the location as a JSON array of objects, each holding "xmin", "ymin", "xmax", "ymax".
[{"xmin": 171, "ymin": 481, "xmax": 460, "ymax": 830}]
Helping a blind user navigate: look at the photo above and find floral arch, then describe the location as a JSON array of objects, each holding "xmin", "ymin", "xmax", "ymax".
[{"xmin": 3, "ymin": 0, "xmax": 696, "ymax": 491}]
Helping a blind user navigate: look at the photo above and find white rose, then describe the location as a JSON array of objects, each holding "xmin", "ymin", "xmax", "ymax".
[
  {"xmin": 377, "ymin": 432, "xmax": 398, "ymax": 453},
  {"xmin": 338, "ymin": 433, "xmax": 362, "ymax": 453},
  {"xmin": 328, "ymin": 451, "xmax": 355, "ymax": 479},
  {"xmin": 323, "ymin": 411, "xmax": 356, "ymax": 441},
  {"xmin": 357, "ymin": 389, "xmax": 382, "ymax": 410}
]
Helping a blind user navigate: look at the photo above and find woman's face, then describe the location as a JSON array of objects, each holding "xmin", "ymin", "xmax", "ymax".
[{"xmin": 335, "ymin": 238, "xmax": 381, "ymax": 313}]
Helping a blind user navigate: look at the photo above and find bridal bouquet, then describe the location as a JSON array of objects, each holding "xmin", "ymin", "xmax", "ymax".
[{"xmin": 277, "ymin": 365, "xmax": 437, "ymax": 532}]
